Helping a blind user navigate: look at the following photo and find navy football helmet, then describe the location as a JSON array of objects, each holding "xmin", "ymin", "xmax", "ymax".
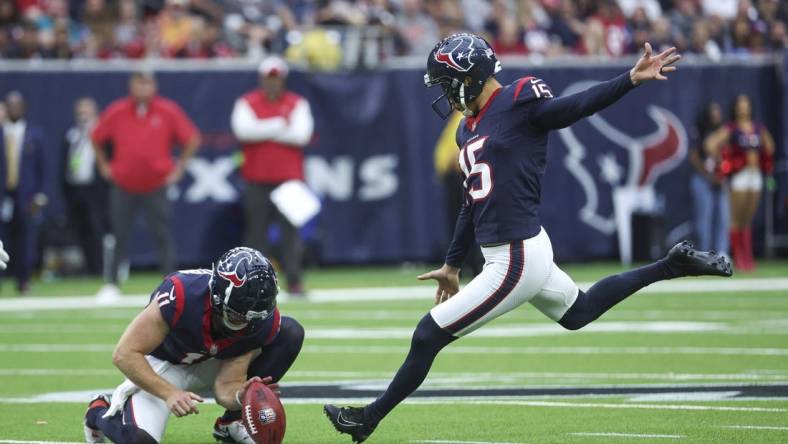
[
  {"xmin": 209, "ymin": 247, "xmax": 278, "ymax": 331},
  {"xmin": 424, "ymin": 33, "xmax": 502, "ymax": 119}
]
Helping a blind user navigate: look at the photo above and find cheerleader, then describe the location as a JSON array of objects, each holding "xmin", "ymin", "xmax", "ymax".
[{"xmin": 704, "ymin": 95, "xmax": 775, "ymax": 271}]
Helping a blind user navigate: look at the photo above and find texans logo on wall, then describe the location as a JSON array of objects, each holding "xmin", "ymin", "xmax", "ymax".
[{"xmin": 556, "ymin": 81, "xmax": 687, "ymax": 236}]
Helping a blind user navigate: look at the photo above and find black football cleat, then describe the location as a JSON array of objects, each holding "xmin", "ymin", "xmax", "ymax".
[
  {"xmin": 664, "ymin": 241, "xmax": 732, "ymax": 278},
  {"xmin": 323, "ymin": 404, "xmax": 377, "ymax": 443}
]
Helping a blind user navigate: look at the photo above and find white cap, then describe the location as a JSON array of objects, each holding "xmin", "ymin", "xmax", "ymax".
[{"xmin": 257, "ymin": 56, "xmax": 289, "ymax": 78}]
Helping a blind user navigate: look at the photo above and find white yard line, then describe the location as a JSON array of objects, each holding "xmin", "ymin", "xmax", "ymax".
[
  {"xmin": 0, "ymin": 369, "xmax": 117, "ymax": 376},
  {"xmin": 0, "ymin": 325, "xmax": 124, "ymax": 333},
  {"xmin": 302, "ymin": 345, "xmax": 788, "ymax": 356},
  {"xmin": 287, "ymin": 370, "xmax": 788, "ymax": 381},
  {"xmin": 722, "ymin": 425, "xmax": 788, "ymax": 431},
  {"xmin": 1, "ymin": 278, "xmax": 787, "ymax": 312},
  {"xmin": 303, "ymin": 322, "xmax": 726, "ymax": 339},
  {"xmin": 286, "ymin": 398, "xmax": 788, "ymax": 412},
  {"xmin": 5, "ymin": 343, "xmax": 788, "ymax": 357},
  {"xmin": 4, "ymin": 368, "xmax": 784, "ymax": 384},
  {"xmin": 468, "ymin": 400, "xmax": 786, "ymax": 412},
  {"xmin": 626, "ymin": 392, "xmax": 742, "ymax": 402},
  {"xmin": 2, "ymin": 391, "xmax": 786, "ymax": 413},
  {"xmin": 3, "ymin": 323, "xmax": 787, "ymax": 337},
  {"xmin": 0, "ymin": 441, "xmax": 86, "ymax": 444},
  {"xmin": 567, "ymin": 432, "xmax": 684, "ymax": 439},
  {"xmin": 0, "ymin": 344, "xmax": 114, "ymax": 352}
]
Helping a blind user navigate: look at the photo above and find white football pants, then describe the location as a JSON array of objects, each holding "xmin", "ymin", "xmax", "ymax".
[
  {"xmin": 431, "ymin": 227, "xmax": 579, "ymax": 337},
  {"xmin": 105, "ymin": 355, "xmax": 221, "ymax": 442}
]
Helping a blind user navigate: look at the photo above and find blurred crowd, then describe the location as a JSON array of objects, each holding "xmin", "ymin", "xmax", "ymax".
[{"xmin": 0, "ymin": 0, "xmax": 786, "ymax": 65}]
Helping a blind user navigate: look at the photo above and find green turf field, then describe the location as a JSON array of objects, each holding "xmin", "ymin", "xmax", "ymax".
[{"xmin": 0, "ymin": 263, "xmax": 787, "ymax": 443}]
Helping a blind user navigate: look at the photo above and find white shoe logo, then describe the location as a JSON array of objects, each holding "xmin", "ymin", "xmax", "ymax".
[{"xmin": 336, "ymin": 411, "xmax": 361, "ymax": 427}]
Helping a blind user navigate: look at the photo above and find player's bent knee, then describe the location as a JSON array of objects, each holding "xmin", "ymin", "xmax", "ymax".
[
  {"xmin": 410, "ymin": 314, "xmax": 455, "ymax": 351},
  {"xmin": 279, "ymin": 316, "xmax": 305, "ymax": 354},
  {"xmin": 558, "ymin": 316, "xmax": 585, "ymax": 331},
  {"xmin": 557, "ymin": 290, "xmax": 592, "ymax": 331}
]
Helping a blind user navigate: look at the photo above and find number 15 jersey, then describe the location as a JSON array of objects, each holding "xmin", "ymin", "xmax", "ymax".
[{"xmin": 456, "ymin": 77, "xmax": 553, "ymax": 245}]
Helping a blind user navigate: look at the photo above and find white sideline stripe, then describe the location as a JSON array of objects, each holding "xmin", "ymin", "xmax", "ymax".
[
  {"xmin": 0, "ymin": 441, "xmax": 85, "ymax": 444},
  {"xmin": 8, "ymin": 322, "xmax": 784, "ymax": 336},
  {"xmin": 0, "ymin": 325, "xmax": 124, "ymax": 333},
  {"xmin": 567, "ymin": 433, "xmax": 684, "ymax": 439},
  {"xmin": 627, "ymin": 391, "xmax": 741, "ymax": 402},
  {"xmin": 722, "ymin": 425, "xmax": 788, "ymax": 431},
  {"xmin": 302, "ymin": 345, "xmax": 788, "ymax": 356},
  {"xmin": 2, "ymin": 278, "xmax": 788, "ymax": 312},
  {"xmin": 0, "ymin": 369, "xmax": 116, "ymax": 376},
  {"xmin": 0, "ymin": 344, "xmax": 114, "ymax": 352},
  {"xmin": 2, "ymin": 391, "xmax": 786, "ymax": 413},
  {"xmin": 283, "ymin": 398, "xmax": 788, "ymax": 412},
  {"xmin": 287, "ymin": 370, "xmax": 788, "ymax": 381},
  {"xmin": 2, "ymin": 369, "xmax": 787, "ymax": 384},
  {"xmin": 5, "ymin": 343, "xmax": 788, "ymax": 357},
  {"xmin": 305, "ymin": 322, "xmax": 725, "ymax": 339},
  {"xmin": 466, "ymin": 400, "xmax": 787, "ymax": 412}
]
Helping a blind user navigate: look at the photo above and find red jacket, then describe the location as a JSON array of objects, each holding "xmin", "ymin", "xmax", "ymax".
[
  {"xmin": 238, "ymin": 90, "xmax": 309, "ymax": 184},
  {"xmin": 92, "ymin": 96, "xmax": 198, "ymax": 193}
]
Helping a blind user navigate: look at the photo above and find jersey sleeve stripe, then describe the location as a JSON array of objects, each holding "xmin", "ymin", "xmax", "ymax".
[
  {"xmin": 169, "ymin": 275, "xmax": 186, "ymax": 327},
  {"xmin": 513, "ymin": 76, "xmax": 535, "ymax": 102}
]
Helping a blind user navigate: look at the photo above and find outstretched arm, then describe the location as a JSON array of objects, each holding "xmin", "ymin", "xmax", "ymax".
[{"xmin": 529, "ymin": 43, "xmax": 681, "ymax": 131}]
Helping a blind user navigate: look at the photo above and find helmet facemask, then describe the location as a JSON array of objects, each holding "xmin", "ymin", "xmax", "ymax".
[
  {"xmin": 217, "ymin": 280, "xmax": 276, "ymax": 331},
  {"xmin": 424, "ymin": 76, "xmax": 474, "ymax": 119}
]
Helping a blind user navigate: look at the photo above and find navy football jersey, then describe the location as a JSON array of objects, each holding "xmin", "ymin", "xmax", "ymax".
[
  {"xmin": 444, "ymin": 71, "xmax": 634, "ymax": 267},
  {"xmin": 456, "ymin": 76, "xmax": 554, "ymax": 245},
  {"xmin": 149, "ymin": 269, "xmax": 281, "ymax": 365}
]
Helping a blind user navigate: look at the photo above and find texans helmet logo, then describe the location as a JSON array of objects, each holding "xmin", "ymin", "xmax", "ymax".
[
  {"xmin": 217, "ymin": 249, "xmax": 256, "ymax": 287},
  {"xmin": 435, "ymin": 35, "xmax": 475, "ymax": 72}
]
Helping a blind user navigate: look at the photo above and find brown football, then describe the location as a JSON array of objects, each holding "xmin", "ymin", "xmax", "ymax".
[{"xmin": 241, "ymin": 380, "xmax": 286, "ymax": 444}]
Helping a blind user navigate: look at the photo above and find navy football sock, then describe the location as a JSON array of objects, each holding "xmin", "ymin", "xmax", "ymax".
[
  {"xmin": 559, "ymin": 260, "xmax": 674, "ymax": 330},
  {"xmin": 222, "ymin": 316, "xmax": 305, "ymax": 422},
  {"xmin": 220, "ymin": 410, "xmax": 242, "ymax": 422},
  {"xmin": 364, "ymin": 313, "xmax": 457, "ymax": 424},
  {"xmin": 85, "ymin": 405, "xmax": 106, "ymax": 430},
  {"xmin": 89, "ymin": 406, "xmax": 157, "ymax": 444}
]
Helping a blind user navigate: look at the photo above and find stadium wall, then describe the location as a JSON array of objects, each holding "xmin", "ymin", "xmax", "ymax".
[{"xmin": 0, "ymin": 57, "xmax": 784, "ymax": 265}]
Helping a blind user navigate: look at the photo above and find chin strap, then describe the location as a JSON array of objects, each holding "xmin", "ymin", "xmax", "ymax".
[{"xmin": 457, "ymin": 83, "xmax": 476, "ymax": 116}]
